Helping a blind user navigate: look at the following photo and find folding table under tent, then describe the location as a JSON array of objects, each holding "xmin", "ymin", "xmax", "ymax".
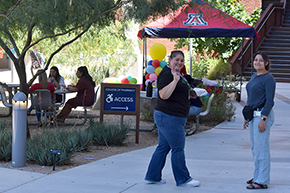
[{"xmin": 137, "ymin": 0, "xmax": 260, "ymax": 93}]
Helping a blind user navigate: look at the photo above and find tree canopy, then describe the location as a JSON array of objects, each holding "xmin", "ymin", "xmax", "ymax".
[{"xmin": 0, "ymin": 0, "xmax": 188, "ymax": 94}]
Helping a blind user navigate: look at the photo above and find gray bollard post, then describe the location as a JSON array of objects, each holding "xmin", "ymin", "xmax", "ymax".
[{"xmin": 12, "ymin": 92, "xmax": 27, "ymax": 167}]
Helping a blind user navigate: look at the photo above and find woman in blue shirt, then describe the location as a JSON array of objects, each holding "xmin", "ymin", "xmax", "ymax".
[{"xmin": 244, "ymin": 51, "xmax": 276, "ymax": 189}]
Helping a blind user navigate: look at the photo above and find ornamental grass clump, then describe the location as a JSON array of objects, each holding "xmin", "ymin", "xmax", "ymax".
[
  {"xmin": 0, "ymin": 123, "xmax": 12, "ymax": 161},
  {"xmin": 26, "ymin": 129, "xmax": 74, "ymax": 166},
  {"xmin": 87, "ymin": 120, "xmax": 130, "ymax": 146}
]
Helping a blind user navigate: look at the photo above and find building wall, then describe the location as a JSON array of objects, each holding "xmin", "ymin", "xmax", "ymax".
[{"xmin": 239, "ymin": 0, "xmax": 262, "ymax": 14}]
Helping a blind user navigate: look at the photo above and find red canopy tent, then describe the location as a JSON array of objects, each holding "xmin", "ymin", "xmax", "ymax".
[
  {"xmin": 137, "ymin": 0, "xmax": 259, "ymax": 92},
  {"xmin": 138, "ymin": 0, "xmax": 259, "ymax": 39}
]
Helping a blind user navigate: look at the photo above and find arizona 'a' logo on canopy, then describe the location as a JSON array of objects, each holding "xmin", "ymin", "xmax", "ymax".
[{"xmin": 183, "ymin": 14, "xmax": 208, "ymax": 26}]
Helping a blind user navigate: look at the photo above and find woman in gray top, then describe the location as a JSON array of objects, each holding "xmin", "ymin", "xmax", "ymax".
[{"xmin": 244, "ymin": 51, "xmax": 276, "ymax": 189}]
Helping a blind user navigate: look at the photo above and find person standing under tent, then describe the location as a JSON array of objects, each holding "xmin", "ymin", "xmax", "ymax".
[{"xmin": 145, "ymin": 50, "xmax": 200, "ymax": 187}]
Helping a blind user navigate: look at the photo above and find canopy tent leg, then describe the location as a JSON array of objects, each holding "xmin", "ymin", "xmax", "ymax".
[
  {"xmin": 142, "ymin": 38, "xmax": 147, "ymax": 91},
  {"xmin": 240, "ymin": 38, "xmax": 244, "ymax": 95},
  {"xmin": 190, "ymin": 38, "xmax": 193, "ymax": 76}
]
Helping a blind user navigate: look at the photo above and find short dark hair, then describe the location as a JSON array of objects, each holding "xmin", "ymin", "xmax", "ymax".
[{"xmin": 254, "ymin": 51, "xmax": 270, "ymax": 71}]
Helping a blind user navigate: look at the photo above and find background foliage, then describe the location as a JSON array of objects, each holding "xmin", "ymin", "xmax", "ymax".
[{"xmin": 173, "ymin": 0, "xmax": 261, "ymax": 62}]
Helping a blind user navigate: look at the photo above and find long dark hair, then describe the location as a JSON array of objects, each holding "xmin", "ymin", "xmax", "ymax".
[
  {"xmin": 254, "ymin": 51, "xmax": 270, "ymax": 71},
  {"xmin": 49, "ymin": 66, "xmax": 61, "ymax": 83},
  {"xmin": 78, "ymin": 66, "xmax": 95, "ymax": 87},
  {"xmin": 169, "ymin": 50, "xmax": 184, "ymax": 60}
]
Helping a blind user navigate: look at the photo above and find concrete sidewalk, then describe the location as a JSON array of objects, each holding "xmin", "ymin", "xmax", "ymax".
[{"xmin": 1, "ymin": 83, "xmax": 290, "ymax": 193}]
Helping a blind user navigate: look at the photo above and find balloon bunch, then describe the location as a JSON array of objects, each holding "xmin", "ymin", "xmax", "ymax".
[
  {"xmin": 145, "ymin": 43, "xmax": 167, "ymax": 88},
  {"xmin": 103, "ymin": 75, "xmax": 137, "ymax": 84}
]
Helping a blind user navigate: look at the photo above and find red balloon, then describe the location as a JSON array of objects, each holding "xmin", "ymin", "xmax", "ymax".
[
  {"xmin": 152, "ymin": 60, "xmax": 160, "ymax": 68},
  {"xmin": 121, "ymin": 78, "xmax": 129, "ymax": 84},
  {"xmin": 145, "ymin": 73, "xmax": 150, "ymax": 80}
]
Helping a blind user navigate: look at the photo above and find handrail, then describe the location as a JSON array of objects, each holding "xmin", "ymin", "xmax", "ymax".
[
  {"xmin": 257, "ymin": 0, "xmax": 286, "ymax": 33},
  {"xmin": 238, "ymin": 1, "xmax": 286, "ymax": 60},
  {"xmin": 230, "ymin": 0, "xmax": 286, "ymax": 74},
  {"xmin": 238, "ymin": 0, "xmax": 286, "ymax": 60}
]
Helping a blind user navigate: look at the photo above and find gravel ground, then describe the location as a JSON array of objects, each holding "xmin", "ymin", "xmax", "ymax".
[{"xmin": 0, "ymin": 108, "xmax": 213, "ymax": 174}]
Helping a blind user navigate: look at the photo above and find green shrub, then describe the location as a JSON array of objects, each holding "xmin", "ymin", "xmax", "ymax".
[
  {"xmin": 26, "ymin": 129, "xmax": 74, "ymax": 166},
  {"xmin": 200, "ymin": 92, "xmax": 236, "ymax": 123},
  {"xmin": 88, "ymin": 120, "xmax": 130, "ymax": 146},
  {"xmin": 1, "ymin": 119, "xmax": 130, "ymax": 166},
  {"xmin": 140, "ymin": 108, "xmax": 154, "ymax": 122},
  {"xmin": 207, "ymin": 58, "xmax": 231, "ymax": 80},
  {"xmin": 0, "ymin": 123, "xmax": 12, "ymax": 161},
  {"xmin": 190, "ymin": 58, "xmax": 210, "ymax": 80}
]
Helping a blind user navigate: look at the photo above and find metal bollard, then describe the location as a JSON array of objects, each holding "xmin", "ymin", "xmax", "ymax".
[{"xmin": 12, "ymin": 92, "xmax": 27, "ymax": 167}]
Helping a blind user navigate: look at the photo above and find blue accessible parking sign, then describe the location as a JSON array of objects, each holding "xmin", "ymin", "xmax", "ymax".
[
  {"xmin": 100, "ymin": 83, "xmax": 140, "ymax": 143},
  {"xmin": 104, "ymin": 87, "xmax": 136, "ymax": 112}
]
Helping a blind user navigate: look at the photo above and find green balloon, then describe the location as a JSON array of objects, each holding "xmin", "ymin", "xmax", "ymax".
[
  {"xmin": 129, "ymin": 77, "xmax": 137, "ymax": 84},
  {"xmin": 160, "ymin": 61, "xmax": 167, "ymax": 68}
]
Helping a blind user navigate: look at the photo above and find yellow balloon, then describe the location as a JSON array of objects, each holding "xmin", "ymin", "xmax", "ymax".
[
  {"xmin": 149, "ymin": 43, "xmax": 167, "ymax": 61},
  {"xmin": 155, "ymin": 67, "xmax": 162, "ymax": 76}
]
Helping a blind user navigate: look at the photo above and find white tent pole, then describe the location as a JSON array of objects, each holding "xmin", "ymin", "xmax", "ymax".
[
  {"xmin": 142, "ymin": 38, "xmax": 147, "ymax": 91},
  {"xmin": 190, "ymin": 38, "xmax": 193, "ymax": 76}
]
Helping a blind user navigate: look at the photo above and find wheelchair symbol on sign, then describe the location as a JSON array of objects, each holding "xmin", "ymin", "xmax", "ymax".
[{"xmin": 106, "ymin": 94, "xmax": 114, "ymax": 103}]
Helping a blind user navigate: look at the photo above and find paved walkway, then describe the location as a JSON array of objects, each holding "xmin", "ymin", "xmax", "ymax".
[{"xmin": 1, "ymin": 83, "xmax": 290, "ymax": 193}]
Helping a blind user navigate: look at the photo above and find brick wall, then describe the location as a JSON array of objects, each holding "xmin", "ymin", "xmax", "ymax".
[{"xmin": 239, "ymin": 0, "xmax": 262, "ymax": 14}]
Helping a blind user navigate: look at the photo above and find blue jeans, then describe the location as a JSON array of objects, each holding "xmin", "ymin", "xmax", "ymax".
[
  {"xmin": 36, "ymin": 109, "xmax": 41, "ymax": 122},
  {"xmin": 249, "ymin": 109, "xmax": 274, "ymax": 185},
  {"xmin": 145, "ymin": 110, "xmax": 192, "ymax": 186},
  {"xmin": 28, "ymin": 106, "xmax": 41, "ymax": 122},
  {"xmin": 188, "ymin": 106, "xmax": 202, "ymax": 116}
]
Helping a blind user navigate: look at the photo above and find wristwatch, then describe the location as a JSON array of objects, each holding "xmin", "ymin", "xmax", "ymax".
[{"xmin": 262, "ymin": 117, "xmax": 267, "ymax": 121}]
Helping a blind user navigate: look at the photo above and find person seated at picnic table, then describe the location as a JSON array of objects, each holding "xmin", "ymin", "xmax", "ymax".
[
  {"xmin": 56, "ymin": 66, "xmax": 95, "ymax": 123},
  {"xmin": 48, "ymin": 66, "xmax": 66, "ymax": 103},
  {"xmin": 29, "ymin": 71, "xmax": 55, "ymax": 127},
  {"xmin": 183, "ymin": 74, "xmax": 205, "ymax": 135}
]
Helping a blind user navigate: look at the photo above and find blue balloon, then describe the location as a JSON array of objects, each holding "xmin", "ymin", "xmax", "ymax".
[
  {"xmin": 146, "ymin": 65, "xmax": 155, "ymax": 74},
  {"xmin": 126, "ymin": 75, "xmax": 132, "ymax": 80},
  {"xmin": 148, "ymin": 60, "xmax": 153, "ymax": 66}
]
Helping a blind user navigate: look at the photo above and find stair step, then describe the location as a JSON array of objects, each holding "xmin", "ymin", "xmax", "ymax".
[
  {"xmin": 246, "ymin": 68, "xmax": 290, "ymax": 74},
  {"xmin": 260, "ymin": 42, "xmax": 290, "ymax": 47},
  {"xmin": 268, "ymin": 27, "xmax": 290, "ymax": 33},
  {"xmin": 266, "ymin": 34, "xmax": 290, "ymax": 39},
  {"xmin": 246, "ymin": 65, "xmax": 290, "ymax": 71},
  {"xmin": 243, "ymin": 72, "xmax": 290, "ymax": 78},
  {"xmin": 271, "ymin": 60, "xmax": 290, "ymax": 64},
  {"xmin": 267, "ymin": 55, "xmax": 290, "ymax": 60},
  {"xmin": 260, "ymin": 46, "xmax": 290, "ymax": 51},
  {"xmin": 258, "ymin": 50, "xmax": 290, "ymax": 55},
  {"xmin": 263, "ymin": 39, "xmax": 290, "ymax": 43},
  {"xmin": 242, "ymin": 9, "xmax": 290, "ymax": 83},
  {"xmin": 242, "ymin": 76, "xmax": 290, "ymax": 82}
]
